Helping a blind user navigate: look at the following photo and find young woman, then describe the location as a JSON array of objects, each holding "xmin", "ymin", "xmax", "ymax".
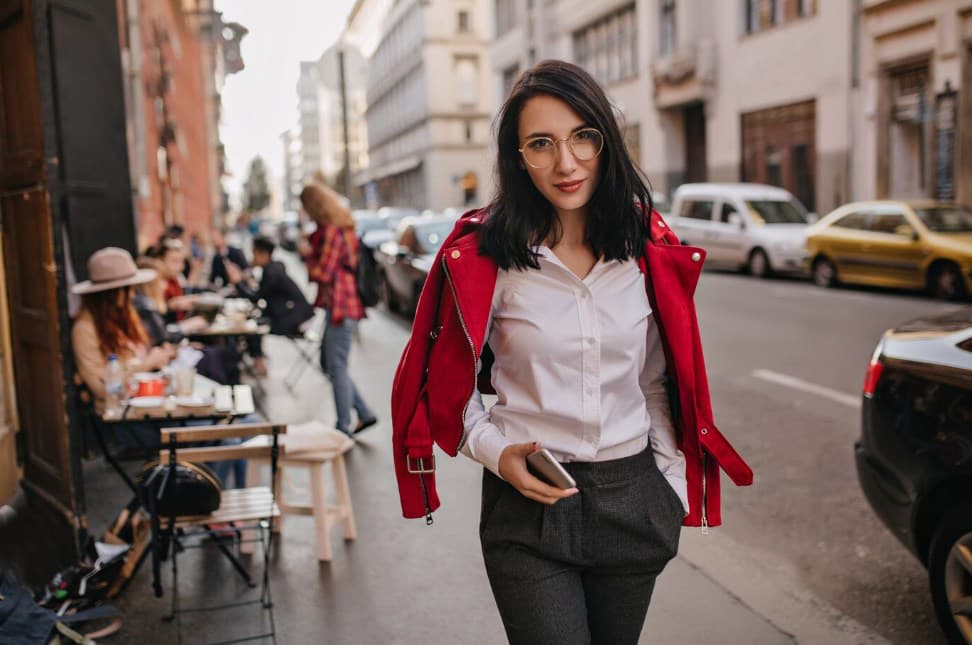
[
  {"xmin": 391, "ymin": 60, "xmax": 753, "ymax": 644},
  {"xmin": 299, "ymin": 183, "xmax": 377, "ymax": 436},
  {"xmin": 132, "ymin": 256, "xmax": 207, "ymax": 346}
]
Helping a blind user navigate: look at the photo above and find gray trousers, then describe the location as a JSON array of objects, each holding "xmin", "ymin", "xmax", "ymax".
[{"xmin": 480, "ymin": 448, "xmax": 683, "ymax": 645}]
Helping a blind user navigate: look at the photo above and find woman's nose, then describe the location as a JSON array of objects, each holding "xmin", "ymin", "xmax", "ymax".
[{"xmin": 553, "ymin": 140, "xmax": 577, "ymax": 174}]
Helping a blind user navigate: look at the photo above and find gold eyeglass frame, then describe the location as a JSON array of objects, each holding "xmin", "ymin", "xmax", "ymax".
[{"xmin": 517, "ymin": 128, "xmax": 604, "ymax": 169}]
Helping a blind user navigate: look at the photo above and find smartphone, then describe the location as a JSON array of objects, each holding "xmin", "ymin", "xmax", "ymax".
[{"xmin": 526, "ymin": 448, "xmax": 577, "ymax": 489}]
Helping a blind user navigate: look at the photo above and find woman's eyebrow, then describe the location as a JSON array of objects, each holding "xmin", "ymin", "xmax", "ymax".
[{"xmin": 523, "ymin": 124, "xmax": 589, "ymax": 139}]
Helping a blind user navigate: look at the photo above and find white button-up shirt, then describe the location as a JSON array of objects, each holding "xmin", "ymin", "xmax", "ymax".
[{"xmin": 460, "ymin": 246, "xmax": 688, "ymax": 511}]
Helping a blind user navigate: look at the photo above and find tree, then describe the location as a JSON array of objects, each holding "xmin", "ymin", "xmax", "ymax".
[{"xmin": 243, "ymin": 156, "xmax": 271, "ymax": 213}]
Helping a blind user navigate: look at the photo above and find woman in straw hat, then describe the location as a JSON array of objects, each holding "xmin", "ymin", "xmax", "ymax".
[{"xmin": 71, "ymin": 247, "xmax": 177, "ymax": 418}]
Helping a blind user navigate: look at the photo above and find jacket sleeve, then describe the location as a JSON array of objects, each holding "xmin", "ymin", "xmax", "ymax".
[{"xmin": 72, "ymin": 318, "xmax": 108, "ymax": 404}]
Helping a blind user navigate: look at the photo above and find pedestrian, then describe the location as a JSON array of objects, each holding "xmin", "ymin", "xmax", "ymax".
[
  {"xmin": 299, "ymin": 183, "xmax": 377, "ymax": 437},
  {"xmin": 390, "ymin": 60, "xmax": 753, "ymax": 645}
]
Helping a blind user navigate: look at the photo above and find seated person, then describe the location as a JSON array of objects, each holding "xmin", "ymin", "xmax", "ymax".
[
  {"xmin": 226, "ymin": 236, "xmax": 314, "ymax": 338},
  {"xmin": 72, "ymin": 247, "xmax": 246, "ymax": 487},
  {"xmin": 147, "ymin": 238, "xmax": 201, "ymax": 322},
  {"xmin": 210, "ymin": 229, "xmax": 248, "ymax": 290}
]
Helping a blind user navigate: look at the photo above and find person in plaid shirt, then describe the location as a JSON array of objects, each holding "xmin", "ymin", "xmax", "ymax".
[{"xmin": 301, "ymin": 183, "xmax": 377, "ymax": 436}]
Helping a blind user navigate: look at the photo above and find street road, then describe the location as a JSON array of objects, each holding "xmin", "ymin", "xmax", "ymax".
[{"xmin": 681, "ymin": 271, "xmax": 957, "ymax": 644}]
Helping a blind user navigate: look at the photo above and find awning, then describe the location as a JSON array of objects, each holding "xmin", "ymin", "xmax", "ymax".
[{"xmin": 353, "ymin": 155, "xmax": 422, "ymax": 186}]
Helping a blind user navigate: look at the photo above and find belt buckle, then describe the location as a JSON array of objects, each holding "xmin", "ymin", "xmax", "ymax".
[{"xmin": 406, "ymin": 455, "xmax": 435, "ymax": 474}]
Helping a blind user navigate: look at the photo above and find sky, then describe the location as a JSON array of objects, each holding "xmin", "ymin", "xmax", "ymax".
[{"xmin": 215, "ymin": 0, "xmax": 357, "ymax": 205}]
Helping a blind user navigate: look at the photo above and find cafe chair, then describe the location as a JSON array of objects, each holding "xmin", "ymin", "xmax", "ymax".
[
  {"xmin": 281, "ymin": 323, "xmax": 323, "ymax": 391},
  {"xmin": 242, "ymin": 421, "xmax": 356, "ymax": 561},
  {"xmin": 152, "ymin": 422, "xmax": 286, "ymax": 645}
]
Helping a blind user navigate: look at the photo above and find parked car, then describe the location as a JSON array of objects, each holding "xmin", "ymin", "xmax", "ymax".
[
  {"xmin": 359, "ymin": 207, "xmax": 420, "ymax": 250},
  {"xmin": 807, "ymin": 201, "xmax": 972, "ymax": 301},
  {"xmin": 855, "ymin": 307, "xmax": 972, "ymax": 643},
  {"xmin": 668, "ymin": 183, "xmax": 810, "ymax": 277},
  {"xmin": 277, "ymin": 211, "xmax": 300, "ymax": 251},
  {"xmin": 374, "ymin": 213, "xmax": 458, "ymax": 314}
]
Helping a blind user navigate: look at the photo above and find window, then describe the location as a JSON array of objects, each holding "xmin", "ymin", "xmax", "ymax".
[
  {"xmin": 573, "ymin": 4, "xmax": 637, "ymax": 85},
  {"xmin": 458, "ymin": 10, "xmax": 470, "ymax": 33},
  {"xmin": 495, "ymin": 0, "xmax": 515, "ymax": 37},
  {"xmin": 868, "ymin": 213, "xmax": 910, "ymax": 236},
  {"xmin": 833, "ymin": 212, "xmax": 869, "ymax": 230},
  {"xmin": 455, "ymin": 57, "xmax": 478, "ymax": 106},
  {"xmin": 659, "ymin": 0, "xmax": 676, "ymax": 58},
  {"xmin": 719, "ymin": 203, "xmax": 739, "ymax": 223},
  {"xmin": 681, "ymin": 200, "xmax": 714, "ymax": 220},
  {"xmin": 744, "ymin": 0, "xmax": 814, "ymax": 34}
]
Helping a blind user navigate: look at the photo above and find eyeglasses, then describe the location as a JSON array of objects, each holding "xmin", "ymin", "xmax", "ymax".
[{"xmin": 518, "ymin": 128, "xmax": 604, "ymax": 169}]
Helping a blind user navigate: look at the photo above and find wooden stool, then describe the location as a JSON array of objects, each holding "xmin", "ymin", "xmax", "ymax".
[{"xmin": 243, "ymin": 423, "xmax": 356, "ymax": 561}]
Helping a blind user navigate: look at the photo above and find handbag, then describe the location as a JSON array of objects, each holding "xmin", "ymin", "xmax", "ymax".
[{"xmin": 137, "ymin": 461, "xmax": 222, "ymax": 517}]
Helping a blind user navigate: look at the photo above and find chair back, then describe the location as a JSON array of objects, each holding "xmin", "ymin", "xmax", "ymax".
[{"xmin": 159, "ymin": 422, "xmax": 287, "ymax": 466}]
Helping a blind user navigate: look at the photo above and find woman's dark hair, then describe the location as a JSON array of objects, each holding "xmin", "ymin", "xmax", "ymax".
[{"xmin": 480, "ymin": 59, "xmax": 653, "ymax": 270}]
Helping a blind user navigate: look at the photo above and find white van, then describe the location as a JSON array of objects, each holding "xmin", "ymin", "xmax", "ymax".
[{"xmin": 668, "ymin": 183, "xmax": 810, "ymax": 277}]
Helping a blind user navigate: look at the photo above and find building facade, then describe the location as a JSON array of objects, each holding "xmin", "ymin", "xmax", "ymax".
[
  {"xmin": 857, "ymin": 0, "xmax": 972, "ymax": 206},
  {"xmin": 297, "ymin": 60, "xmax": 326, "ymax": 186},
  {"xmin": 317, "ymin": 42, "xmax": 370, "ymax": 197},
  {"xmin": 490, "ymin": 0, "xmax": 855, "ymax": 215},
  {"xmin": 117, "ymin": 0, "xmax": 236, "ymax": 249},
  {"xmin": 360, "ymin": 0, "xmax": 493, "ymax": 210}
]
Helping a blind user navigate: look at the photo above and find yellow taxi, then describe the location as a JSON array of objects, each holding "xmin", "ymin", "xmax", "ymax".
[{"xmin": 806, "ymin": 201, "xmax": 972, "ymax": 300}]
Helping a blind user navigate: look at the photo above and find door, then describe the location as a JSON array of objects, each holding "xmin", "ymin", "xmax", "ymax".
[
  {"xmin": 0, "ymin": 0, "xmax": 74, "ymax": 512},
  {"xmin": 684, "ymin": 104, "xmax": 707, "ymax": 183},
  {"xmin": 860, "ymin": 208, "xmax": 926, "ymax": 288},
  {"xmin": 673, "ymin": 198, "xmax": 716, "ymax": 250},
  {"xmin": 708, "ymin": 200, "xmax": 749, "ymax": 266}
]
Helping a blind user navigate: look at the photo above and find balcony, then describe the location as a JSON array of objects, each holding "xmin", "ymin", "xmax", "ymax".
[{"xmin": 650, "ymin": 40, "xmax": 716, "ymax": 109}]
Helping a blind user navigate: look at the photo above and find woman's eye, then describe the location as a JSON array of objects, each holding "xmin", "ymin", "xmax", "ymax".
[
  {"xmin": 527, "ymin": 139, "xmax": 551, "ymax": 150},
  {"xmin": 576, "ymin": 130, "xmax": 597, "ymax": 141}
]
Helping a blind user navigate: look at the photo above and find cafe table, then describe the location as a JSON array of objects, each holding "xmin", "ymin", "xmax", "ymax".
[{"xmin": 95, "ymin": 375, "xmax": 260, "ymax": 596}]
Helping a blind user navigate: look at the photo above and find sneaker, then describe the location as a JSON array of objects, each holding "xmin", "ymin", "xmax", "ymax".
[{"xmin": 352, "ymin": 417, "xmax": 378, "ymax": 435}]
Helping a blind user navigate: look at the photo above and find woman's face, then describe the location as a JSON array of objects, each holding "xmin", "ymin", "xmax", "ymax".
[{"xmin": 517, "ymin": 95, "xmax": 601, "ymax": 220}]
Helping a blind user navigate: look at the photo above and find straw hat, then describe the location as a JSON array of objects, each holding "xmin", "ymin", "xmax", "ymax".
[{"xmin": 71, "ymin": 247, "xmax": 157, "ymax": 295}]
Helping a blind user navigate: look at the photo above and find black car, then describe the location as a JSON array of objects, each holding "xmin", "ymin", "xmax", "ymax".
[
  {"xmin": 855, "ymin": 307, "xmax": 972, "ymax": 643},
  {"xmin": 374, "ymin": 214, "xmax": 457, "ymax": 315}
]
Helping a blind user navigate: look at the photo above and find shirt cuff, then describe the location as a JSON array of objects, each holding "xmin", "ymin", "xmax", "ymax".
[
  {"xmin": 663, "ymin": 471, "xmax": 689, "ymax": 516},
  {"xmin": 463, "ymin": 424, "xmax": 513, "ymax": 480}
]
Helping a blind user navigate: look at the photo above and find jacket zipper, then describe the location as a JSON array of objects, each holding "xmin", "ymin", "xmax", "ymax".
[
  {"xmin": 701, "ymin": 452, "xmax": 710, "ymax": 535},
  {"xmin": 441, "ymin": 255, "xmax": 477, "ymax": 450}
]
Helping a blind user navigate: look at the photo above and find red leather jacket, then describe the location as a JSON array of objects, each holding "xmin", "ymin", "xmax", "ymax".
[{"xmin": 391, "ymin": 208, "xmax": 753, "ymax": 527}]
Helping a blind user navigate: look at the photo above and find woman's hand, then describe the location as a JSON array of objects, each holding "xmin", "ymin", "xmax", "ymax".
[
  {"xmin": 179, "ymin": 316, "xmax": 208, "ymax": 334},
  {"xmin": 225, "ymin": 261, "xmax": 244, "ymax": 284},
  {"xmin": 168, "ymin": 294, "xmax": 198, "ymax": 311},
  {"xmin": 497, "ymin": 442, "xmax": 579, "ymax": 505}
]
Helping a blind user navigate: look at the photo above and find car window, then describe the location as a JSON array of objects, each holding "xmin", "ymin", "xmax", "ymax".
[
  {"xmin": 867, "ymin": 213, "xmax": 912, "ymax": 236},
  {"xmin": 680, "ymin": 200, "xmax": 714, "ymax": 220},
  {"xmin": 719, "ymin": 202, "xmax": 739, "ymax": 223},
  {"xmin": 744, "ymin": 200, "xmax": 808, "ymax": 225},
  {"xmin": 832, "ymin": 211, "xmax": 870, "ymax": 230},
  {"xmin": 913, "ymin": 206, "xmax": 972, "ymax": 233},
  {"xmin": 414, "ymin": 221, "xmax": 455, "ymax": 255}
]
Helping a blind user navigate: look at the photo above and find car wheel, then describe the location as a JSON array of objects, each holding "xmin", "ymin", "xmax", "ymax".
[
  {"xmin": 929, "ymin": 503, "xmax": 972, "ymax": 644},
  {"xmin": 930, "ymin": 263, "xmax": 968, "ymax": 301},
  {"xmin": 812, "ymin": 257, "xmax": 837, "ymax": 288},
  {"xmin": 748, "ymin": 249, "xmax": 771, "ymax": 279}
]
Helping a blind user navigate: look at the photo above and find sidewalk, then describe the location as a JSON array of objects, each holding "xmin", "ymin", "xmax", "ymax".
[{"xmin": 83, "ymin": 303, "xmax": 798, "ymax": 644}]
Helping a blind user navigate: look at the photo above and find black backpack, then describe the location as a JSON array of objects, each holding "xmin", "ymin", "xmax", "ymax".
[{"xmin": 354, "ymin": 236, "xmax": 380, "ymax": 308}]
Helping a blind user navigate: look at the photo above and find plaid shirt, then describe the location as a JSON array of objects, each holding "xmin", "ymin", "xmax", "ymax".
[{"xmin": 308, "ymin": 224, "xmax": 364, "ymax": 324}]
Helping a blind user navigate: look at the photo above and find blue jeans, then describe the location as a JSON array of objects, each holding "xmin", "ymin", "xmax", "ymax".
[{"xmin": 323, "ymin": 313, "xmax": 374, "ymax": 434}]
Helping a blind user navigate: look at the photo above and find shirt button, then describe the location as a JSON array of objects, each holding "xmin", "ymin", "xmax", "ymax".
[
  {"xmin": 691, "ymin": 252, "xmax": 702, "ymax": 262},
  {"xmin": 450, "ymin": 250, "xmax": 461, "ymax": 259}
]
